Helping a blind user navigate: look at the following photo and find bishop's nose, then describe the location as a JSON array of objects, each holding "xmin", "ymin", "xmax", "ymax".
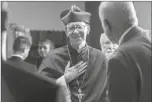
[{"xmin": 73, "ymin": 29, "xmax": 81, "ymax": 36}]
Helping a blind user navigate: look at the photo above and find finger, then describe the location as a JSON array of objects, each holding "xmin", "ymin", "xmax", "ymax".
[
  {"xmin": 75, "ymin": 62, "xmax": 87, "ymax": 70},
  {"xmin": 79, "ymin": 62, "xmax": 87, "ymax": 68},
  {"xmin": 75, "ymin": 61, "xmax": 84, "ymax": 68},
  {"xmin": 78, "ymin": 65, "xmax": 87, "ymax": 73},
  {"xmin": 76, "ymin": 62, "xmax": 87, "ymax": 70},
  {"xmin": 75, "ymin": 69, "xmax": 86, "ymax": 78},
  {"xmin": 75, "ymin": 65, "xmax": 87, "ymax": 77},
  {"xmin": 80, "ymin": 69, "xmax": 86, "ymax": 74}
]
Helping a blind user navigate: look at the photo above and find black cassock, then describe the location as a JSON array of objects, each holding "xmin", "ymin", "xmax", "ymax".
[{"xmin": 39, "ymin": 44, "xmax": 108, "ymax": 102}]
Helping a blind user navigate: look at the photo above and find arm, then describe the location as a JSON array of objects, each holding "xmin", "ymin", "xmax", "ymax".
[{"xmin": 107, "ymin": 58, "xmax": 134, "ymax": 102}]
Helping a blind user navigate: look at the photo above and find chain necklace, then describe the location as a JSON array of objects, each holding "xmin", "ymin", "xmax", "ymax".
[{"xmin": 67, "ymin": 45, "xmax": 89, "ymax": 102}]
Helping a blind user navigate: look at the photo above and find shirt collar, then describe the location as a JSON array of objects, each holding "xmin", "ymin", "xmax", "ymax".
[
  {"xmin": 118, "ymin": 25, "xmax": 136, "ymax": 45},
  {"xmin": 12, "ymin": 54, "xmax": 24, "ymax": 60},
  {"xmin": 77, "ymin": 41, "xmax": 86, "ymax": 53},
  {"xmin": 70, "ymin": 41, "xmax": 86, "ymax": 53}
]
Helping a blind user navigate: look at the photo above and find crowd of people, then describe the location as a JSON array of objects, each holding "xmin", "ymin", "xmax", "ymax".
[{"xmin": 1, "ymin": 1, "xmax": 151, "ymax": 102}]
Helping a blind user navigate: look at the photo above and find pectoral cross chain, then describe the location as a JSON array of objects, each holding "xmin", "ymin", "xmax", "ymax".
[{"xmin": 76, "ymin": 88, "xmax": 84, "ymax": 102}]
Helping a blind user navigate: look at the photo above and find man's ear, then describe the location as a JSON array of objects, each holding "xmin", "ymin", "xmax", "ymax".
[
  {"xmin": 85, "ymin": 24, "xmax": 90, "ymax": 35},
  {"xmin": 64, "ymin": 27, "xmax": 68, "ymax": 37},
  {"xmin": 103, "ymin": 19, "xmax": 112, "ymax": 31}
]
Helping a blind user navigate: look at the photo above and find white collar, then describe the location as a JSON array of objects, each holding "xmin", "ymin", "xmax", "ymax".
[
  {"xmin": 12, "ymin": 54, "xmax": 24, "ymax": 60},
  {"xmin": 118, "ymin": 25, "xmax": 136, "ymax": 45},
  {"xmin": 77, "ymin": 41, "xmax": 86, "ymax": 53},
  {"xmin": 70, "ymin": 41, "xmax": 86, "ymax": 53}
]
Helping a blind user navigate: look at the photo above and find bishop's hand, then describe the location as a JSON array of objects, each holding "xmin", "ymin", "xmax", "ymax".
[{"xmin": 64, "ymin": 61, "xmax": 87, "ymax": 83}]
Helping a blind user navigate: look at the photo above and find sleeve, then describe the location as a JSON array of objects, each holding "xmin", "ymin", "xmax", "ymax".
[
  {"xmin": 56, "ymin": 76, "xmax": 71, "ymax": 102},
  {"xmin": 107, "ymin": 58, "xmax": 134, "ymax": 102},
  {"xmin": 98, "ymin": 55, "xmax": 108, "ymax": 102},
  {"xmin": 38, "ymin": 56, "xmax": 62, "ymax": 78},
  {"xmin": 38, "ymin": 57, "xmax": 52, "ymax": 73}
]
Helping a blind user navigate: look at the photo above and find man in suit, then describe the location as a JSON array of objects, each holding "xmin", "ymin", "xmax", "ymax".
[
  {"xmin": 99, "ymin": 2, "xmax": 151, "ymax": 102},
  {"xmin": 2, "ymin": 36, "xmax": 64, "ymax": 102},
  {"xmin": 2, "ymin": 36, "xmax": 36, "ymax": 102},
  {"xmin": 6, "ymin": 36, "xmax": 36, "ymax": 72}
]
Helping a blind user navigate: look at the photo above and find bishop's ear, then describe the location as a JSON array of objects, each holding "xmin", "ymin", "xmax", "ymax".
[
  {"xmin": 85, "ymin": 24, "xmax": 90, "ymax": 35},
  {"xmin": 64, "ymin": 27, "xmax": 69, "ymax": 37},
  {"xmin": 103, "ymin": 19, "xmax": 112, "ymax": 32}
]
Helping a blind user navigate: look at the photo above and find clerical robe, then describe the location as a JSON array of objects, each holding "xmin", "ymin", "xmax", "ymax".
[{"xmin": 39, "ymin": 44, "xmax": 108, "ymax": 102}]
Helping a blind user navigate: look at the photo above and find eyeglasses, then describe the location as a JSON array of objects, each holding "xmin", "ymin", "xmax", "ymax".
[{"xmin": 66, "ymin": 23, "xmax": 86, "ymax": 33}]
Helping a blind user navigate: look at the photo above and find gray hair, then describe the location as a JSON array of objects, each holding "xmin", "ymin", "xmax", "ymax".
[{"xmin": 99, "ymin": 2, "xmax": 138, "ymax": 28}]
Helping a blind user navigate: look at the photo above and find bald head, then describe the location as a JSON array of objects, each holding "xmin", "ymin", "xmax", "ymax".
[
  {"xmin": 99, "ymin": 2, "xmax": 138, "ymax": 43},
  {"xmin": 99, "ymin": 2, "xmax": 138, "ymax": 27}
]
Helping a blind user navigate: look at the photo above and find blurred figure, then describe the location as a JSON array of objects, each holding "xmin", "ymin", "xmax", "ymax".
[
  {"xmin": 2, "ymin": 36, "xmax": 36, "ymax": 102},
  {"xmin": 37, "ymin": 39, "xmax": 55, "ymax": 68},
  {"xmin": 99, "ymin": 2, "xmax": 151, "ymax": 102},
  {"xmin": 2, "ymin": 36, "xmax": 62, "ymax": 102},
  {"xmin": 100, "ymin": 33, "xmax": 118, "ymax": 59},
  {"xmin": 38, "ymin": 39, "xmax": 55, "ymax": 58},
  {"xmin": 1, "ymin": 2, "xmax": 14, "ymax": 102},
  {"xmin": 7, "ymin": 36, "xmax": 36, "ymax": 72},
  {"xmin": 1, "ymin": 1, "xmax": 8, "ymax": 61}
]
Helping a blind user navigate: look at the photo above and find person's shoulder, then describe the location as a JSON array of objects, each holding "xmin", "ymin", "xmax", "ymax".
[
  {"xmin": 89, "ymin": 46, "xmax": 103, "ymax": 54},
  {"xmin": 118, "ymin": 37, "xmax": 150, "ymax": 56},
  {"xmin": 45, "ymin": 45, "xmax": 67, "ymax": 59},
  {"xmin": 89, "ymin": 46, "xmax": 106, "ymax": 58},
  {"xmin": 23, "ymin": 61, "xmax": 36, "ymax": 68}
]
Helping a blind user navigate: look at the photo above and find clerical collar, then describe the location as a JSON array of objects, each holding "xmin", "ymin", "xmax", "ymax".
[
  {"xmin": 70, "ymin": 41, "xmax": 87, "ymax": 53},
  {"xmin": 118, "ymin": 25, "xmax": 136, "ymax": 45},
  {"xmin": 12, "ymin": 54, "xmax": 24, "ymax": 60}
]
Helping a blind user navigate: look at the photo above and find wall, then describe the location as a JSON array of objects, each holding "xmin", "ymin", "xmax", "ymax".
[
  {"xmin": 134, "ymin": 1, "xmax": 151, "ymax": 29},
  {"xmin": 8, "ymin": 1, "xmax": 85, "ymax": 31},
  {"xmin": 6, "ymin": 1, "xmax": 152, "ymax": 49},
  {"xmin": 85, "ymin": 1, "xmax": 102, "ymax": 49}
]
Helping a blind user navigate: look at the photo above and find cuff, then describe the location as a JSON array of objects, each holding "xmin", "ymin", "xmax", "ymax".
[{"xmin": 56, "ymin": 75, "xmax": 67, "ymax": 86}]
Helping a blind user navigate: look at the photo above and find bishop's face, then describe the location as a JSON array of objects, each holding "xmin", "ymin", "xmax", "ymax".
[{"xmin": 66, "ymin": 22, "xmax": 89, "ymax": 49}]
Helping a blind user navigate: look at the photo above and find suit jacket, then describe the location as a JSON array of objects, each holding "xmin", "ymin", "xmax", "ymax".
[
  {"xmin": 7, "ymin": 56, "xmax": 37, "ymax": 72},
  {"xmin": 107, "ymin": 26, "xmax": 151, "ymax": 102},
  {"xmin": 36, "ymin": 56, "xmax": 44, "ymax": 68},
  {"xmin": 2, "ymin": 56, "xmax": 63, "ymax": 102}
]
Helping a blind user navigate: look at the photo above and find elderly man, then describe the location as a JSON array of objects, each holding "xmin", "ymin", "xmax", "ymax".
[
  {"xmin": 39, "ymin": 5, "xmax": 107, "ymax": 102},
  {"xmin": 99, "ymin": 2, "xmax": 151, "ymax": 102},
  {"xmin": 100, "ymin": 33, "xmax": 118, "ymax": 59}
]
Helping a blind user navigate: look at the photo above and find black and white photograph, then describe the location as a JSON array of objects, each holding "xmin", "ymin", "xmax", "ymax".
[{"xmin": 1, "ymin": 1, "xmax": 151, "ymax": 102}]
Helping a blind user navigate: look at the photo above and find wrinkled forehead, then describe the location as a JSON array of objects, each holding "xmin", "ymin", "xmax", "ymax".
[{"xmin": 66, "ymin": 22, "xmax": 86, "ymax": 27}]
